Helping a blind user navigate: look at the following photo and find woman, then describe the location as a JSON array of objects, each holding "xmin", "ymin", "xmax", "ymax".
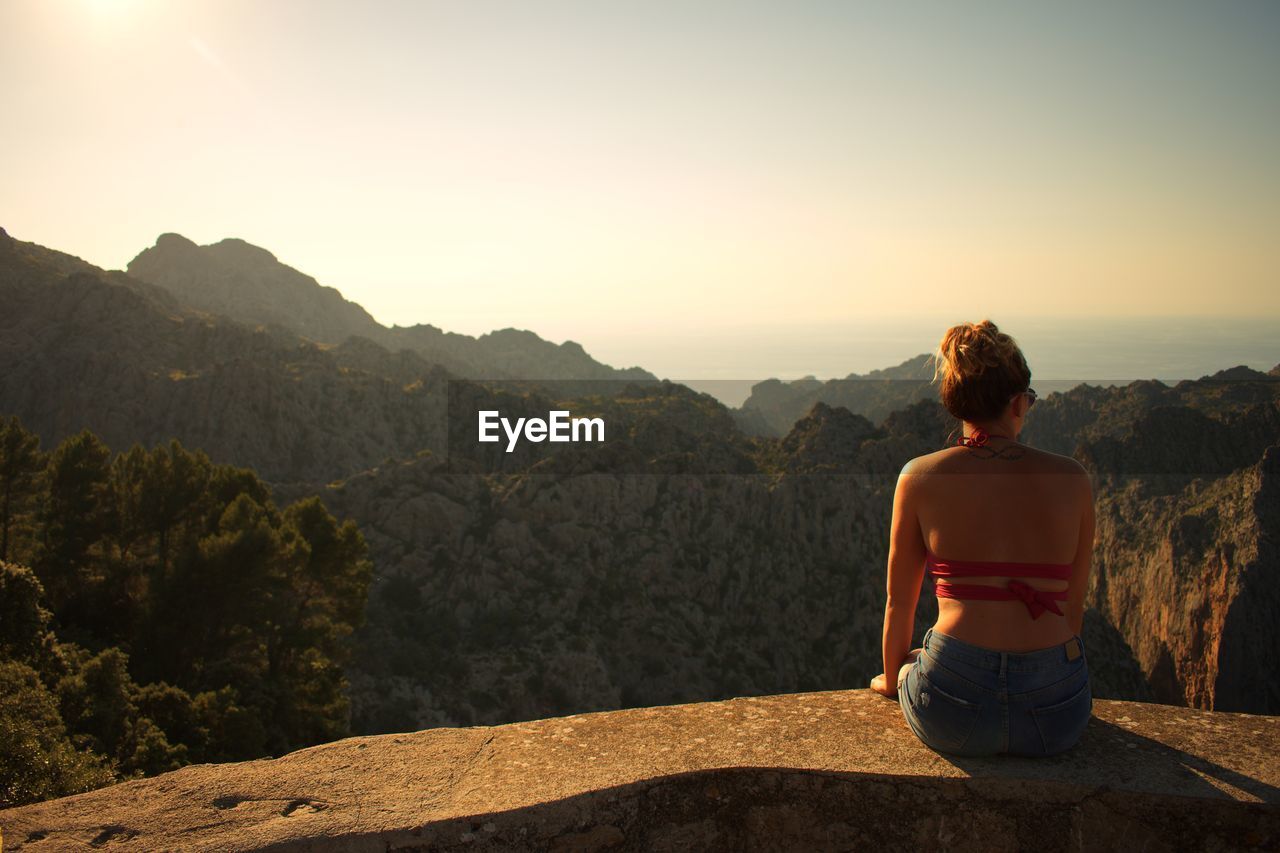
[{"xmin": 869, "ymin": 319, "xmax": 1095, "ymax": 757}]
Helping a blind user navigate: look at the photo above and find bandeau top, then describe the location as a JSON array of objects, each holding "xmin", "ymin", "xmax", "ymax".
[
  {"xmin": 925, "ymin": 550, "xmax": 1073, "ymax": 581},
  {"xmin": 925, "ymin": 549, "xmax": 1072, "ymax": 619}
]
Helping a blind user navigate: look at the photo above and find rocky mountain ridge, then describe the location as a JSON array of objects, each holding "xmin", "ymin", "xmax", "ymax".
[
  {"xmin": 736, "ymin": 353, "xmax": 938, "ymax": 435},
  {"xmin": 126, "ymin": 232, "xmax": 655, "ymax": 382},
  {"xmin": 740, "ymin": 351, "xmax": 1280, "ymax": 439},
  {"xmin": 0, "ymin": 228, "xmax": 656, "ymax": 483}
]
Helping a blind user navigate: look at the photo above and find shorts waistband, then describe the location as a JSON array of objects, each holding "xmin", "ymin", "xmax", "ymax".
[{"xmin": 923, "ymin": 627, "xmax": 1085, "ymax": 671}]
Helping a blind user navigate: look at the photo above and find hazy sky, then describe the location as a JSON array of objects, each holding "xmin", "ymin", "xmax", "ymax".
[{"xmin": 4, "ymin": 0, "xmax": 1278, "ymax": 370}]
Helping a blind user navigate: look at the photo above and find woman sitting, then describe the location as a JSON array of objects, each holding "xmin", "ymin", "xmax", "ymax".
[{"xmin": 869, "ymin": 319, "xmax": 1095, "ymax": 757}]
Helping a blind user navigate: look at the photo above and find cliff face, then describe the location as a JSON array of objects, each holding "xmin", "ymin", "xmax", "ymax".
[
  {"xmin": 319, "ymin": 419, "xmax": 910, "ymax": 732},
  {"xmin": 1055, "ymin": 376, "xmax": 1280, "ymax": 715},
  {"xmin": 1, "ymin": 689, "xmax": 1275, "ymax": 852},
  {"xmin": 1091, "ymin": 445, "xmax": 1280, "ymax": 714}
]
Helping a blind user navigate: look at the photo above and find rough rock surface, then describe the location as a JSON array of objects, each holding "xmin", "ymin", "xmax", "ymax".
[
  {"xmin": 2, "ymin": 689, "xmax": 1276, "ymax": 851},
  {"xmin": 1091, "ymin": 444, "xmax": 1280, "ymax": 713}
]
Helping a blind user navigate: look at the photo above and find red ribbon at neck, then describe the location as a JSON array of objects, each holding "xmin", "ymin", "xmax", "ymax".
[{"xmin": 957, "ymin": 427, "xmax": 1013, "ymax": 447}]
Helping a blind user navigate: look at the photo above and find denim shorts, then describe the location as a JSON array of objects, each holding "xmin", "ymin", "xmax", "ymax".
[{"xmin": 897, "ymin": 627, "xmax": 1092, "ymax": 757}]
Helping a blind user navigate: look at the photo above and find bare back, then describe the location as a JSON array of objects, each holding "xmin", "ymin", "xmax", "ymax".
[{"xmin": 909, "ymin": 441, "xmax": 1093, "ymax": 651}]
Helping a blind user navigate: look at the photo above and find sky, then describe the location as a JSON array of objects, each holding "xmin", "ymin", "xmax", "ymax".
[{"xmin": 3, "ymin": 0, "xmax": 1278, "ymax": 382}]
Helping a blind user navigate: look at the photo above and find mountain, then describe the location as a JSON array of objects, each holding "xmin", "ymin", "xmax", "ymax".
[
  {"xmin": 0, "ymin": 228, "xmax": 450, "ymax": 482},
  {"xmin": 128, "ymin": 233, "xmax": 382, "ymax": 345},
  {"xmin": 1020, "ymin": 374, "xmax": 1280, "ymax": 460},
  {"xmin": 127, "ymin": 233, "xmax": 655, "ymax": 382},
  {"xmin": 736, "ymin": 354, "xmax": 938, "ymax": 436},
  {"xmin": 0, "ymin": 228, "xmax": 658, "ymax": 482},
  {"xmin": 735, "ymin": 355, "xmax": 1280, "ymax": 440}
]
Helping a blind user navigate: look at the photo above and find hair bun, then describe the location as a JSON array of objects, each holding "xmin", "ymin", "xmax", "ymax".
[
  {"xmin": 932, "ymin": 318, "xmax": 1031, "ymax": 422},
  {"xmin": 934, "ymin": 319, "xmax": 1002, "ymax": 378}
]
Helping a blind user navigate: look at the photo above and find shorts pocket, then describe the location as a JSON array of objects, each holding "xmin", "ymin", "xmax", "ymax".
[
  {"xmin": 1031, "ymin": 678, "xmax": 1092, "ymax": 756},
  {"xmin": 911, "ymin": 668, "xmax": 982, "ymax": 754}
]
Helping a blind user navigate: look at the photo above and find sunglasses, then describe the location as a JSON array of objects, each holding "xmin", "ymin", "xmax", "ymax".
[{"xmin": 1015, "ymin": 388, "xmax": 1038, "ymax": 410}]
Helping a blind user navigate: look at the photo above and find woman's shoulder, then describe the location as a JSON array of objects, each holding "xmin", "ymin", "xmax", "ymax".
[
  {"xmin": 1032, "ymin": 447, "xmax": 1091, "ymax": 478},
  {"xmin": 900, "ymin": 444, "xmax": 1089, "ymax": 477},
  {"xmin": 899, "ymin": 447, "xmax": 950, "ymax": 475}
]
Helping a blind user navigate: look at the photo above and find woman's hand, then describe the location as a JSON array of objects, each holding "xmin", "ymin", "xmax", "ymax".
[{"xmin": 870, "ymin": 648, "xmax": 923, "ymax": 698}]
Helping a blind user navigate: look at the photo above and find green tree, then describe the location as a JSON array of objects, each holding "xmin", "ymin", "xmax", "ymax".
[
  {"xmin": 150, "ymin": 491, "xmax": 281, "ymax": 690},
  {"xmin": 112, "ymin": 440, "xmax": 212, "ymax": 582},
  {"xmin": 54, "ymin": 645, "xmax": 188, "ymax": 777},
  {"xmin": 0, "ymin": 429, "xmax": 376, "ymax": 798},
  {"xmin": 34, "ymin": 430, "xmax": 114, "ymax": 623},
  {"xmin": 0, "ymin": 660, "xmax": 114, "ymax": 809},
  {"xmin": 56, "ymin": 645, "xmax": 138, "ymax": 763},
  {"xmin": 0, "ymin": 561, "xmax": 59, "ymax": 674},
  {"xmin": 189, "ymin": 684, "xmax": 268, "ymax": 763},
  {"xmin": 267, "ymin": 497, "xmax": 374, "ymax": 748},
  {"xmin": 0, "ymin": 415, "xmax": 44, "ymax": 563},
  {"xmin": 103, "ymin": 441, "xmax": 216, "ymax": 645}
]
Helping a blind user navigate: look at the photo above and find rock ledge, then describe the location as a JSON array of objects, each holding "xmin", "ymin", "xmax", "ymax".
[{"xmin": 2, "ymin": 689, "xmax": 1277, "ymax": 851}]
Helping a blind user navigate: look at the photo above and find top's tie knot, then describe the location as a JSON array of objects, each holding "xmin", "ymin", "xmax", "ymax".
[{"xmin": 1007, "ymin": 579, "xmax": 1064, "ymax": 619}]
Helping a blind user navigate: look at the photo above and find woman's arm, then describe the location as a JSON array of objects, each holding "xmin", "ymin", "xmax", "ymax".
[
  {"xmin": 875, "ymin": 462, "xmax": 927, "ymax": 695},
  {"xmin": 1066, "ymin": 465, "xmax": 1095, "ymax": 638}
]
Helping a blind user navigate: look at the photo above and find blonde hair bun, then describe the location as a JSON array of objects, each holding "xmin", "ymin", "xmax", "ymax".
[{"xmin": 933, "ymin": 319, "xmax": 1031, "ymax": 421}]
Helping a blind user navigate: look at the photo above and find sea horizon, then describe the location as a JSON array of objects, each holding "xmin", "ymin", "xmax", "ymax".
[{"xmin": 592, "ymin": 314, "xmax": 1280, "ymax": 407}]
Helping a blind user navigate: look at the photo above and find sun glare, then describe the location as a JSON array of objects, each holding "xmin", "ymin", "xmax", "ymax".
[{"xmin": 84, "ymin": 0, "xmax": 144, "ymax": 18}]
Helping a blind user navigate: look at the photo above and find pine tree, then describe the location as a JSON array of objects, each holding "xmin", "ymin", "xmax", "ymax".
[
  {"xmin": 267, "ymin": 497, "xmax": 374, "ymax": 748},
  {"xmin": 0, "ymin": 415, "xmax": 43, "ymax": 563},
  {"xmin": 34, "ymin": 430, "xmax": 114, "ymax": 623}
]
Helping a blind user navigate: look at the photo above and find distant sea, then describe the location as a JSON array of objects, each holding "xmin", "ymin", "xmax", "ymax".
[{"xmin": 587, "ymin": 315, "xmax": 1279, "ymax": 408}]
